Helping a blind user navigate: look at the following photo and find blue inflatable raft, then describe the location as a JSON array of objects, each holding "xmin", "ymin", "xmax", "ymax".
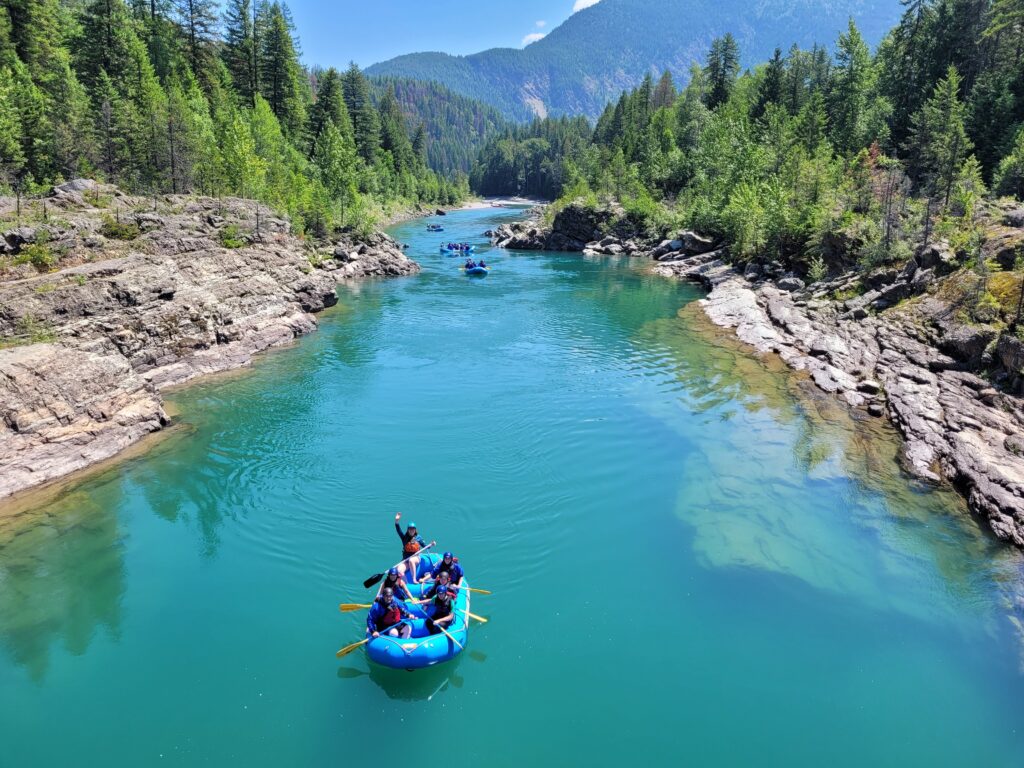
[
  {"xmin": 464, "ymin": 266, "xmax": 489, "ymax": 276},
  {"xmin": 441, "ymin": 245, "xmax": 475, "ymax": 255},
  {"xmin": 366, "ymin": 554, "xmax": 470, "ymax": 670}
]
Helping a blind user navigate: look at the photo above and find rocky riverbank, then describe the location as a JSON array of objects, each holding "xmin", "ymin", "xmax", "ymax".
[
  {"xmin": 492, "ymin": 199, "xmax": 1024, "ymax": 547},
  {"xmin": 0, "ymin": 181, "xmax": 418, "ymax": 501}
]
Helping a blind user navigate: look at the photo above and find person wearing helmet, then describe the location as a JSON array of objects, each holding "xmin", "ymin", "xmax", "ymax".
[
  {"xmin": 425, "ymin": 586, "xmax": 455, "ymax": 636},
  {"xmin": 420, "ymin": 551, "xmax": 464, "ymax": 586},
  {"xmin": 366, "ymin": 587, "xmax": 414, "ymax": 639},
  {"xmin": 421, "ymin": 569, "xmax": 457, "ymax": 601},
  {"xmin": 394, "ymin": 512, "xmax": 433, "ymax": 582},
  {"xmin": 381, "ymin": 567, "xmax": 411, "ymax": 601}
]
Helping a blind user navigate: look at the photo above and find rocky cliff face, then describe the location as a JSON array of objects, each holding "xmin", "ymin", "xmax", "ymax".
[
  {"xmin": 655, "ymin": 247, "xmax": 1024, "ymax": 548},
  {"xmin": 0, "ymin": 181, "xmax": 419, "ymax": 500}
]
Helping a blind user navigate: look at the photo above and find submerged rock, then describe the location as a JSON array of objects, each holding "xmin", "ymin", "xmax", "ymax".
[{"xmin": 656, "ymin": 250, "xmax": 1024, "ymax": 548}]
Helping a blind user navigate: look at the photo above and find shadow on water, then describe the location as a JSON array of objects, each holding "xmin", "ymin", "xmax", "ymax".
[
  {"xmin": 0, "ymin": 489, "xmax": 126, "ymax": 682},
  {"xmin": 333, "ymin": 659, "xmax": 467, "ymax": 702}
]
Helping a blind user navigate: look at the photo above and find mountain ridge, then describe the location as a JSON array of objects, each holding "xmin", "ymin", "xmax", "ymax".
[{"xmin": 366, "ymin": 0, "xmax": 905, "ymax": 120}]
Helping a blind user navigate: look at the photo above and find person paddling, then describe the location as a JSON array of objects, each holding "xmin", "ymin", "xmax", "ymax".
[
  {"xmin": 395, "ymin": 513, "xmax": 432, "ymax": 582},
  {"xmin": 381, "ymin": 567, "xmax": 411, "ymax": 601},
  {"xmin": 419, "ymin": 551, "xmax": 464, "ymax": 586},
  {"xmin": 426, "ymin": 587, "xmax": 456, "ymax": 636},
  {"xmin": 421, "ymin": 569, "xmax": 457, "ymax": 601},
  {"xmin": 367, "ymin": 587, "xmax": 414, "ymax": 639}
]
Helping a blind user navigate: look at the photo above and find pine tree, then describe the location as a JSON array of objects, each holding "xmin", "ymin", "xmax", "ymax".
[
  {"xmin": 908, "ymin": 65, "xmax": 974, "ymax": 206},
  {"xmin": 342, "ymin": 62, "xmax": 380, "ymax": 165},
  {"xmin": 994, "ymin": 125, "xmax": 1024, "ymax": 199},
  {"xmin": 652, "ymin": 71, "xmax": 676, "ymax": 110},
  {"xmin": 754, "ymin": 48, "xmax": 785, "ymax": 118},
  {"xmin": 223, "ymin": 0, "xmax": 256, "ymax": 104},
  {"xmin": 0, "ymin": 65, "xmax": 26, "ymax": 184},
  {"xmin": 311, "ymin": 120, "xmax": 357, "ymax": 213},
  {"xmin": 220, "ymin": 107, "xmax": 265, "ymax": 197},
  {"xmin": 705, "ymin": 34, "xmax": 739, "ymax": 109},
  {"xmin": 411, "ymin": 122, "xmax": 427, "ymax": 165},
  {"xmin": 172, "ymin": 0, "xmax": 219, "ymax": 86},
  {"xmin": 830, "ymin": 20, "xmax": 884, "ymax": 154},
  {"xmin": 795, "ymin": 89, "xmax": 828, "ymax": 151},
  {"xmin": 307, "ymin": 67, "xmax": 350, "ymax": 151},
  {"xmin": 259, "ymin": 2, "xmax": 306, "ymax": 138}
]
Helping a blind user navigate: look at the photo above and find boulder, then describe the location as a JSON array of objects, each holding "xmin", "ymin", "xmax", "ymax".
[
  {"xmin": 982, "ymin": 227, "xmax": 1024, "ymax": 270},
  {"xmin": 916, "ymin": 241, "xmax": 958, "ymax": 274},
  {"xmin": 550, "ymin": 202, "xmax": 607, "ymax": 245},
  {"xmin": 4, "ymin": 226, "xmax": 37, "ymax": 248},
  {"xmin": 996, "ymin": 333, "xmax": 1024, "ymax": 387},
  {"xmin": 777, "ymin": 276, "xmax": 805, "ymax": 293},
  {"xmin": 133, "ymin": 213, "xmax": 165, "ymax": 233},
  {"xmin": 743, "ymin": 262, "xmax": 762, "ymax": 282},
  {"xmin": 674, "ymin": 230, "xmax": 715, "ymax": 255},
  {"xmin": 937, "ymin": 321, "xmax": 997, "ymax": 366},
  {"xmin": 870, "ymin": 280, "xmax": 914, "ymax": 310},
  {"xmin": 1003, "ymin": 208, "xmax": 1024, "ymax": 228},
  {"xmin": 865, "ymin": 268, "xmax": 901, "ymax": 290},
  {"xmin": 53, "ymin": 179, "xmax": 99, "ymax": 195}
]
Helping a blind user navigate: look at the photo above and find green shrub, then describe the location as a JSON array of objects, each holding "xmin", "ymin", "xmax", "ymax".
[
  {"xmin": 973, "ymin": 291, "xmax": 1002, "ymax": 323},
  {"xmin": 832, "ymin": 282, "xmax": 864, "ymax": 302},
  {"xmin": 14, "ymin": 244, "xmax": 56, "ymax": 272},
  {"xmin": 807, "ymin": 254, "xmax": 828, "ymax": 283},
  {"xmin": 34, "ymin": 282, "xmax": 57, "ymax": 294},
  {"xmin": 0, "ymin": 315, "xmax": 57, "ymax": 349},
  {"xmin": 99, "ymin": 215, "xmax": 140, "ymax": 240},
  {"xmin": 218, "ymin": 224, "xmax": 246, "ymax": 249}
]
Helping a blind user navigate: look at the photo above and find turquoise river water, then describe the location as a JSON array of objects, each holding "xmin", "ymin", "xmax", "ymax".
[{"xmin": 2, "ymin": 207, "xmax": 1024, "ymax": 766}]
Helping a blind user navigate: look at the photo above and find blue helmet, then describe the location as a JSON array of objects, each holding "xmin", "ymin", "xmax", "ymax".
[
  {"xmin": 435, "ymin": 588, "xmax": 451, "ymax": 601},
  {"xmin": 407, "ymin": 522, "xmax": 417, "ymax": 530},
  {"xmin": 443, "ymin": 551, "xmax": 454, "ymax": 561},
  {"xmin": 388, "ymin": 568, "xmax": 399, "ymax": 578}
]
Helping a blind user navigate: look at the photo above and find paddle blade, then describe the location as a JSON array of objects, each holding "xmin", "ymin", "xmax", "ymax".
[
  {"xmin": 468, "ymin": 587, "xmax": 492, "ymax": 595},
  {"xmin": 336, "ymin": 638, "xmax": 369, "ymax": 658},
  {"xmin": 339, "ymin": 603, "xmax": 371, "ymax": 612},
  {"xmin": 469, "ymin": 612, "xmax": 488, "ymax": 624},
  {"xmin": 363, "ymin": 572, "xmax": 384, "ymax": 589}
]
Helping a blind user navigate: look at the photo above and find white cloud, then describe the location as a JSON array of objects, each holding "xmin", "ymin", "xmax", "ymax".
[
  {"xmin": 573, "ymin": 0, "xmax": 600, "ymax": 11},
  {"xmin": 522, "ymin": 32, "xmax": 546, "ymax": 46},
  {"xmin": 536, "ymin": 20, "xmax": 547, "ymax": 28}
]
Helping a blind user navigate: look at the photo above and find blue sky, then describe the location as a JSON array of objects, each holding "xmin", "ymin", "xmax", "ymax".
[{"xmin": 283, "ymin": 0, "xmax": 602, "ymax": 69}]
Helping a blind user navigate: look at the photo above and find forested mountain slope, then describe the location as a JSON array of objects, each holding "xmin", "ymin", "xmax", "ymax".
[
  {"xmin": 366, "ymin": 0, "xmax": 904, "ymax": 120},
  {"xmin": 369, "ymin": 77, "xmax": 510, "ymax": 175}
]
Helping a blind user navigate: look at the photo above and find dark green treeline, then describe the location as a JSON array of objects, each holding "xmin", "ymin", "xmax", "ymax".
[
  {"xmin": 471, "ymin": 0, "xmax": 1024, "ymax": 273},
  {"xmin": 0, "ymin": 0, "xmax": 467, "ymax": 235}
]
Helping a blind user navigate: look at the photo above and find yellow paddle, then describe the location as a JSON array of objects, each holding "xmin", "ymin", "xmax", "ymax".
[
  {"xmin": 344, "ymin": 600, "xmax": 487, "ymax": 623},
  {"xmin": 452, "ymin": 584, "xmax": 492, "ymax": 595},
  {"xmin": 430, "ymin": 619, "xmax": 464, "ymax": 651},
  {"xmin": 336, "ymin": 638, "xmax": 370, "ymax": 658},
  {"xmin": 339, "ymin": 603, "xmax": 372, "ymax": 612}
]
